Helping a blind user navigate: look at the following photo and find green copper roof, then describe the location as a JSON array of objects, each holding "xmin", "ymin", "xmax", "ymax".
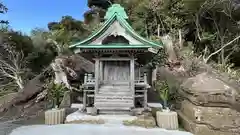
[
  {"xmin": 104, "ymin": 4, "xmax": 128, "ymax": 20},
  {"xmin": 69, "ymin": 4, "xmax": 163, "ymax": 50}
]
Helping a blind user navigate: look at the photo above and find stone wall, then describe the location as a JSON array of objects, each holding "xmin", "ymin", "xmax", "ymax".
[{"xmin": 157, "ymin": 67, "xmax": 240, "ymax": 135}]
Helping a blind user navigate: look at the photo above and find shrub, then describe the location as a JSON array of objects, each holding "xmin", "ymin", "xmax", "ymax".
[
  {"xmin": 46, "ymin": 82, "xmax": 69, "ymax": 108},
  {"xmin": 155, "ymin": 80, "xmax": 169, "ymax": 109}
]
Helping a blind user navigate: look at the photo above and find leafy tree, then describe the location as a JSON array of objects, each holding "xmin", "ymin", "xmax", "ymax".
[
  {"xmin": 0, "ymin": 1, "xmax": 8, "ymax": 24},
  {"xmin": 47, "ymin": 16, "xmax": 90, "ymax": 55},
  {"xmin": 29, "ymin": 28, "xmax": 57, "ymax": 72}
]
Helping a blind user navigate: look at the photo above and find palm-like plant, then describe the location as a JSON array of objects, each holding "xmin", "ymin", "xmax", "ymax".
[
  {"xmin": 155, "ymin": 80, "xmax": 169, "ymax": 109},
  {"xmin": 47, "ymin": 82, "xmax": 68, "ymax": 108}
]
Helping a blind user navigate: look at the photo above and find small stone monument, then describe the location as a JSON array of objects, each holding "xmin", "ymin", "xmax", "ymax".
[
  {"xmin": 156, "ymin": 109, "xmax": 178, "ymax": 130},
  {"xmin": 45, "ymin": 108, "xmax": 66, "ymax": 125}
]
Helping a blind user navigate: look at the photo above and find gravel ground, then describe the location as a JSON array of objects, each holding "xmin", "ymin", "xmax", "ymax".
[
  {"xmin": 0, "ymin": 117, "xmax": 45, "ymax": 135},
  {"xmin": 0, "ymin": 122, "xmax": 22, "ymax": 135},
  {"xmin": 0, "ymin": 108, "xmax": 76, "ymax": 135}
]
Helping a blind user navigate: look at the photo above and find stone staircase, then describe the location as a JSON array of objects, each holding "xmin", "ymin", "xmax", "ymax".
[{"xmin": 94, "ymin": 85, "xmax": 134, "ymax": 114}]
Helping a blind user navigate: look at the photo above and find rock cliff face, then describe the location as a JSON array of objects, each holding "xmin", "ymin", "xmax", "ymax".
[{"xmin": 157, "ymin": 67, "xmax": 240, "ymax": 135}]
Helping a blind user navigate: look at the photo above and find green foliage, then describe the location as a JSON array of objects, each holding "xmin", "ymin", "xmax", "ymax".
[
  {"xmin": 2, "ymin": 30, "xmax": 34, "ymax": 56},
  {"xmin": 148, "ymin": 48, "xmax": 167, "ymax": 68},
  {"xmin": 213, "ymin": 63, "xmax": 240, "ymax": 82},
  {"xmin": 155, "ymin": 80, "xmax": 169, "ymax": 109},
  {"xmin": 46, "ymin": 82, "xmax": 69, "ymax": 108}
]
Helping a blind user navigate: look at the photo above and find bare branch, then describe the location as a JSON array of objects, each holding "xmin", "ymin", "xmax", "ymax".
[
  {"xmin": 0, "ymin": 46, "xmax": 26, "ymax": 90},
  {"xmin": 204, "ymin": 35, "xmax": 240, "ymax": 63}
]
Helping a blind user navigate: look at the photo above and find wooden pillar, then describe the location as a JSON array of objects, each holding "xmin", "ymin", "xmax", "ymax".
[
  {"xmin": 83, "ymin": 91, "xmax": 86, "ymax": 110},
  {"xmin": 84, "ymin": 73, "xmax": 87, "ymax": 84},
  {"xmin": 143, "ymin": 73, "xmax": 148, "ymax": 109},
  {"xmin": 144, "ymin": 73, "xmax": 147, "ymax": 84},
  {"xmin": 130, "ymin": 57, "xmax": 135, "ymax": 107},
  {"xmin": 144, "ymin": 88, "xmax": 148, "ymax": 109},
  {"xmin": 99, "ymin": 61, "xmax": 103, "ymax": 83},
  {"xmin": 95, "ymin": 58, "xmax": 100, "ymax": 93}
]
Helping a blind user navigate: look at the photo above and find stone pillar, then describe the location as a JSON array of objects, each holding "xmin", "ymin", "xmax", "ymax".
[
  {"xmin": 156, "ymin": 111, "xmax": 178, "ymax": 130},
  {"xmin": 130, "ymin": 58, "xmax": 135, "ymax": 107},
  {"xmin": 45, "ymin": 109, "xmax": 65, "ymax": 125}
]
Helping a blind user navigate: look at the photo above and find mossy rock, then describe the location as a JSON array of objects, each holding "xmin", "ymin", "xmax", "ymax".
[
  {"xmin": 65, "ymin": 119, "xmax": 105, "ymax": 124},
  {"xmin": 123, "ymin": 114, "xmax": 156, "ymax": 128}
]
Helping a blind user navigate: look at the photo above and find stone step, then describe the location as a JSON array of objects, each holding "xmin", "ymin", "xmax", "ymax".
[
  {"xmin": 101, "ymin": 85, "xmax": 130, "ymax": 88},
  {"xmin": 95, "ymin": 99, "xmax": 133, "ymax": 103},
  {"xmin": 96, "ymin": 106, "xmax": 131, "ymax": 110},
  {"xmin": 99, "ymin": 90, "xmax": 131, "ymax": 92},
  {"xmin": 95, "ymin": 102, "xmax": 133, "ymax": 108},
  {"xmin": 95, "ymin": 95, "xmax": 133, "ymax": 99},
  {"xmin": 99, "ymin": 89, "xmax": 131, "ymax": 92},
  {"xmin": 100, "ymin": 86, "xmax": 130, "ymax": 89},
  {"xmin": 96, "ymin": 92, "xmax": 133, "ymax": 97},
  {"xmin": 98, "ymin": 110, "xmax": 132, "ymax": 115},
  {"xmin": 98, "ymin": 90, "xmax": 131, "ymax": 92}
]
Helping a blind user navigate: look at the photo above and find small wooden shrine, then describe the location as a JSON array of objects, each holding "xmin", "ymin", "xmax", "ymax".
[{"xmin": 70, "ymin": 4, "xmax": 163, "ymax": 114}]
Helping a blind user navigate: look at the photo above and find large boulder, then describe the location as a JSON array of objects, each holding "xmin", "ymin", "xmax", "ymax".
[
  {"xmin": 180, "ymin": 73, "xmax": 240, "ymax": 108},
  {"xmin": 179, "ymin": 73, "xmax": 240, "ymax": 135}
]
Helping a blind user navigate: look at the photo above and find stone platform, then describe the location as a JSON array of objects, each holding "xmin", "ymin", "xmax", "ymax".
[
  {"xmin": 65, "ymin": 110, "xmax": 137, "ymax": 125},
  {"xmin": 10, "ymin": 124, "xmax": 194, "ymax": 135}
]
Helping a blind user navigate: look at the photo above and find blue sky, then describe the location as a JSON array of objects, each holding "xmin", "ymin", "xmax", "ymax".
[{"xmin": 1, "ymin": 0, "xmax": 89, "ymax": 34}]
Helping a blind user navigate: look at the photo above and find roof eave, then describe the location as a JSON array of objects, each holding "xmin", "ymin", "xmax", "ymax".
[{"xmin": 69, "ymin": 14, "xmax": 116, "ymax": 48}]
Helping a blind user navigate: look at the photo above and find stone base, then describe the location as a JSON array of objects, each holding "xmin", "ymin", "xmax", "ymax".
[
  {"xmin": 156, "ymin": 111, "xmax": 178, "ymax": 130},
  {"xmin": 45, "ymin": 109, "xmax": 65, "ymax": 125},
  {"xmin": 180, "ymin": 100, "xmax": 240, "ymax": 129},
  {"xmin": 178, "ymin": 111, "xmax": 239, "ymax": 135}
]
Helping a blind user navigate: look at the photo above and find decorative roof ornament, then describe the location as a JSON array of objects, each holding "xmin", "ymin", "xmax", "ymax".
[{"xmin": 104, "ymin": 4, "xmax": 128, "ymax": 20}]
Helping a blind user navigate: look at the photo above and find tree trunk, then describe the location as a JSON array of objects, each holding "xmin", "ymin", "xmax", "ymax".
[
  {"xmin": 220, "ymin": 38, "xmax": 225, "ymax": 66},
  {"xmin": 179, "ymin": 29, "xmax": 183, "ymax": 49},
  {"xmin": 51, "ymin": 58, "xmax": 71, "ymax": 89},
  {"xmin": 161, "ymin": 35, "xmax": 177, "ymax": 63},
  {"xmin": 0, "ymin": 67, "xmax": 51, "ymax": 112},
  {"xmin": 16, "ymin": 76, "xmax": 24, "ymax": 91}
]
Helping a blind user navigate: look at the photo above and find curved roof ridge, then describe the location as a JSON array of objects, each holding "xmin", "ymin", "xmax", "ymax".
[{"xmin": 69, "ymin": 4, "xmax": 163, "ymax": 50}]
